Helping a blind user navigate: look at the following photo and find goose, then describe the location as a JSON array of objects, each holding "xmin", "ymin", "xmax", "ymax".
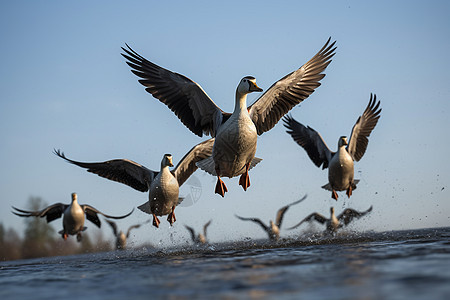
[
  {"xmin": 287, "ymin": 206, "xmax": 373, "ymax": 234},
  {"xmin": 12, "ymin": 193, "xmax": 133, "ymax": 242},
  {"xmin": 235, "ymin": 195, "xmax": 307, "ymax": 241},
  {"xmin": 106, "ymin": 219, "xmax": 149, "ymax": 250},
  {"xmin": 185, "ymin": 219, "xmax": 212, "ymax": 245},
  {"xmin": 122, "ymin": 38, "xmax": 336, "ymax": 197},
  {"xmin": 283, "ymin": 94, "xmax": 381, "ymax": 200},
  {"xmin": 54, "ymin": 138, "xmax": 214, "ymax": 228}
]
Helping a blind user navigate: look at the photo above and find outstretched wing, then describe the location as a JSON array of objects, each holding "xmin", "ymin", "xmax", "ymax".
[
  {"xmin": 235, "ymin": 214, "xmax": 269, "ymax": 232},
  {"xmin": 54, "ymin": 149, "xmax": 156, "ymax": 192},
  {"xmin": 184, "ymin": 225, "xmax": 197, "ymax": 242},
  {"xmin": 172, "ymin": 138, "xmax": 215, "ymax": 186},
  {"xmin": 126, "ymin": 222, "xmax": 146, "ymax": 238},
  {"xmin": 337, "ymin": 206, "xmax": 373, "ymax": 226},
  {"xmin": 275, "ymin": 194, "xmax": 308, "ymax": 228},
  {"xmin": 203, "ymin": 219, "xmax": 212, "ymax": 237},
  {"xmin": 287, "ymin": 212, "xmax": 328, "ymax": 230},
  {"xmin": 347, "ymin": 94, "xmax": 381, "ymax": 161},
  {"xmin": 82, "ymin": 205, "xmax": 134, "ymax": 228},
  {"xmin": 122, "ymin": 44, "xmax": 228, "ymax": 137},
  {"xmin": 248, "ymin": 38, "xmax": 336, "ymax": 135},
  {"xmin": 12, "ymin": 203, "xmax": 68, "ymax": 223},
  {"xmin": 283, "ymin": 114, "xmax": 333, "ymax": 169},
  {"xmin": 106, "ymin": 219, "xmax": 118, "ymax": 236}
]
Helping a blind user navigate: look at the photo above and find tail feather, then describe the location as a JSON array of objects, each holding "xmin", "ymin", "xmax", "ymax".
[
  {"xmin": 138, "ymin": 202, "xmax": 152, "ymax": 215},
  {"xmin": 196, "ymin": 157, "xmax": 263, "ymax": 176}
]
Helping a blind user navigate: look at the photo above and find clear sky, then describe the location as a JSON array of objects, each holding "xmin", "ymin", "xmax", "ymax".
[{"xmin": 1, "ymin": 1, "xmax": 449, "ymax": 247}]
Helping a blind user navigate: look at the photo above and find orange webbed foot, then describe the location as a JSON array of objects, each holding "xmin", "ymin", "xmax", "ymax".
[
  {"xmin": 215, "ymin": 176, "xmax": 228, "ymax": 197},
  {"xmin": 238, "ymin": 163, "xmax": 251, "ymax": 191},
  {"xmin": 332, "ymin": 190, "xmax": 339, "ymax": 201},
  {"xmin": 152, "ymin": 214, "xmax": 160, "ymax": 228}
]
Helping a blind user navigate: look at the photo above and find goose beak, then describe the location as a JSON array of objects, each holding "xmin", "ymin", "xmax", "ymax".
[
  {"xmin": 168, "ymin": 157, "xmax": 174, "ymax": 167},
  {"xmin": 249, "ymin": 81, "xmax": 263, "ymax": 92}
]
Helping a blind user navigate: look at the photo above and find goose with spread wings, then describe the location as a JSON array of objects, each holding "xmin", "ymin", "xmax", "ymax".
[
  {"xmin": 106, "ymin": 219, "xmax": 149, "ymax": 250},
  {"xmin": 185, "ymin": 219, "xmax": 212, "ymax": 245},
  {"xmin": 283, "ymin": 94, "xmax": 381, "ymax": 200},
  {"xmin": 287, "ymin": 206, "xmax": 373, "ymax": 234},
  {"xmin": 54, "ymin": 138, "xmax": 214, "ymax": 228},
  {"xmin": 122, "ymin": 38, "xmax": 336, "ymax": 197},
  {"xmin": 12, "ymin": 193, "xmax": 133, "ymax": 242},
  {"xmin": 235, "ymin": 195, "xmax": 307, "ymax": 241}
]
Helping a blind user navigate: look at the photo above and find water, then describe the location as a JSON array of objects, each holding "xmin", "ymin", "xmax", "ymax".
[{"xmin": 1, "ymin": 227, "xmax": 449, "ymax": 300}]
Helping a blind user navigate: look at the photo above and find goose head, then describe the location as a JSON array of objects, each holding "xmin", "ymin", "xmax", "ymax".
[
  {"xmin": 71, "ymin": 192, "xmax": 78, "ymax": 204},
  {"xmin": 338, "ymin": 136, "xmax": 348, "ymax": 148},
  {"xmin": 161, "ymin": 154, "xmax": 174, "ymax": 168},
  {"xmin": 236, "ymin": 76, "xmax": 263, "ymax": 96}
]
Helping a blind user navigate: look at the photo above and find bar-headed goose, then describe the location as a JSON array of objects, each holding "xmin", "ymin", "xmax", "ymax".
[
  {"xmin": 122, "ymin": 38, "xmax": 336, "ymax": 197},
  {"xmin": 235, "ymin": 195, "xmax": 307, "ymax": 241},
  {"xmin": 106, "ymin": 219, "xmax": 149, "ymax": 250},
  {"xmin": 283, "ymin": 94, "xmax": 381, "ymax": 200},
  {"xmin": 12, "ymin": 193, "xmax": 133, "ymax": 242},
  {"xmin": 185, "ymin": 219, "xmax": 212, "ymax": 245},
  {"xmin": 288, "ymin": 206, "xmax": 373, "ymax": 234},
  {"xmin": 54, "ymin": 138, "xmax": 214, "ymax": 228}
]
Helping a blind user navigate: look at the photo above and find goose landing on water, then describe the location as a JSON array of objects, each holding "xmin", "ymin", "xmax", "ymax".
[
  {"xmin": 288, "ymin": 206, "xmax": 373, "ymax": 234},
  {"xmin": 54, "ymin": 138, "xmax": 214, "ymax": 228},
  {"xmin": 106, "ymin": 219, "xmax": 149, "ymax": 250},
  {"xmin": 235, "ymin": 195, "xmax": 307, "ymax": 241},
  {"xmin": 122, "ymin": 38, "xmax": 336, "ymax": 197},
  {"xmin": 185, "ymin": 220, "xmax": 212, "ymax": 245},
  {"xmin": 283, "ymin": 94, "xmax": 381, "ymax": 200},
  {"xmin": 12, "ymin": 193, "xmax": 133, "ymax": 242}
]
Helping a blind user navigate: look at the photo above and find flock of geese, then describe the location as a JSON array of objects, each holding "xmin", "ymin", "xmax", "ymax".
[{"xmin": 12, "ymin": 37, "xmax": 381, "ymax": 249}]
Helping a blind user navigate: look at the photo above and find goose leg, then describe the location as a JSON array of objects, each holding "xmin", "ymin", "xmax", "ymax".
[
  {"xmin": 152, "ymin": 214, "xmax": 160, "ymax": 228},
  {"xmin": 332, "ymin": 190, "xmax": 339, "ymax": 200},
  {"xmin": 167, "ymin": 206, "xmax": 176, "ymax": 225},
  {"xmin": 62, "ymin": 232, "xmax": 68, "ymax": 241},
  {"xmin": 214, "ymin": 167, "xmax": 228, "ymax": 197},
  {"xmin": 346, "ymin": 185, "xmax": 353, "ymax": 198},
  {"xmin": 238, "ymin": 163, "xmax": 251, "ymax": 191}
]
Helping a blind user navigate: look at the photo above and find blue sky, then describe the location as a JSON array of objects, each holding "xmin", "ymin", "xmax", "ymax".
[{"xmin": 1, "ymin": 1, "xmax": 449, "ymax": 246}]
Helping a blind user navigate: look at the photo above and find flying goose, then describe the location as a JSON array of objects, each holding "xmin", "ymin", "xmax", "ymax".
[
  {"xmin": 12, "ymin": 193, "xmax": 133, "ymax": 242},
  {"xmin": 106, "ymin": 219, "xmax": 149, "ymax": 250},
  {"xmin": 235, "ymin": 195, "xmax": 307, "ymax": 241},
  {"xmin": 185, "ymin": 219, "xmax": 212, "ymax": 245},
  {"xmin": 283, "ymin": 94, "xmax": 381, "ymax": 200},
  {"xmin": 287, "ymin": 206, "xmax": 373, "ymax": 234},
  {"xmin": 122, "ymin": 38, "xmax": 336, "ymax": 196},
  {"xmin": 54, "ymin": 138, "xmax": 214, "ymax": 228}
]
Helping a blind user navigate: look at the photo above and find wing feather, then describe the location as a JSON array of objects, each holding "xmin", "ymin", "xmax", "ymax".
[
  {"xmin": 54, "ymin": 149, "xmax": 156, "ymax": 192},
  {"xmin": 249, "ymin": 38, "xmax": 336, "ymax": 135},
  {"xmin": 347, "ymin": 94, "xmax": 381, "ymax": 161},
  {"xmin": 172, "ymin": 138, "xmax": 215, "ymax": 186},
  {"xmin": 283, "ymin": 115, "xmax": 333, "ymax": 169},
  {"xmin": 122, "ymin": 45, "xmax": 224, "ymax": 136}
]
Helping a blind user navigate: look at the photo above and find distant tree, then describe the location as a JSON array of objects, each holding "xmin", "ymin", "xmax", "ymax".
[
  {"xmin": 21, "ymin": 197, "xmax": 56, "ymax": 259},
  {"xmin": 0, "ymin": 225, "xmax": 22, "ymax": 261}
]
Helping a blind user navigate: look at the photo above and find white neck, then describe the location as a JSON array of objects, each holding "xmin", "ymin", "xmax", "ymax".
[{"xmin": 234, "ymin": 91, "xmax": 249, "ymax": 113}]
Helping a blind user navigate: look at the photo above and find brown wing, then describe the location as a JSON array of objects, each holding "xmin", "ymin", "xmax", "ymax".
[
  {"xmin": 12, "ymin": 203, "xmax": 68, "ymax": 223},
  {"xmin": 235, "ymin": 214, "xmax": 269, "ymax": 232},
  {"xmin": 283, "ymin": 114, "xmax": 334, "ymax": 169},
  {"xmin": 287, "ymin": 212, "xmax": 328, "ymax": 230},
  {"xmin": 347, "ymin": 94, "xmax": 381, "ymax": 161},
  {"xmin": 82, "ymin": 205, "xmax": 134, "ymax": 228},
  {"xmin": 54, "ymin": 149, "xmax": 156, "ymax": 192},
  {"xmin": 275, "ymin": 194, "xmax": 307, "ymax": 228},
  {"xmin": 337, "ymin": 206, "xmax": 373, "ymax": 226},
  {"xmin": 122, "ymin": 44, "xmax": 228, "ymax": 137},
  {"xmin": 248, "ymin": 38, "xmax": 336, "ymax": 135},
  {"xmin": 172, "ymin": 138, "xmax": 215, "ymax": 186}
]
